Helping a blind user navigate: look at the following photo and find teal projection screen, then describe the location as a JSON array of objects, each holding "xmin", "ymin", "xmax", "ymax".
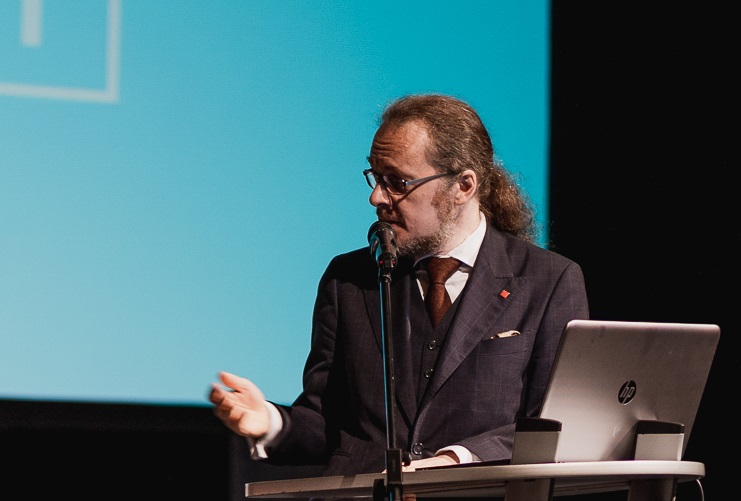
[{"xmin": 0, "ymin": 1, "xmax": 549, "ymax": 406}]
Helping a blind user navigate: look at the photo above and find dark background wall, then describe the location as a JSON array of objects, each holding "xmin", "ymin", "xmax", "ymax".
[
  {"xmin": 1, "ymin": 3, "xmax": 733, "ymax": 500},
  {"xmin": 549, "ymin": 3, "xmax": 734, "ymax": 501}
]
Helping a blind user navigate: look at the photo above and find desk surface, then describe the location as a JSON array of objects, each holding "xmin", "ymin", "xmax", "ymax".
[{"xmin": 245, "ymin": 460, "xmax": 705, "ymax": 498}]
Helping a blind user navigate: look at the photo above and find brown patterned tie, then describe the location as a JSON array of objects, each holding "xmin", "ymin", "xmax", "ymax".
[{"xmin": 424, "ymin": 257, "xmax": 461, "ymax": 327}]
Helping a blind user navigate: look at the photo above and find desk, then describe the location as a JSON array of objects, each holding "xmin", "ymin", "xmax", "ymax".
[{"xmin": 245, "ymin": 460, "xmax": 704, "ymax": 499}]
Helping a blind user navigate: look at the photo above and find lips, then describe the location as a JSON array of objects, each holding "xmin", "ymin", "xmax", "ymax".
[
  {"xmin": 378, "ymin": 219, "xmax": 401, "ymax": 230},
  {"xmin": 376, "ymin": 212, "xmax": 399, "ymax": 225}
]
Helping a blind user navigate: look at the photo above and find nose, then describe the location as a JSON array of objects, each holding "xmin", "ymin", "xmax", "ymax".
[{"xmin": 369, "ymin": 183, "xmax": 391, "ymax": 208}]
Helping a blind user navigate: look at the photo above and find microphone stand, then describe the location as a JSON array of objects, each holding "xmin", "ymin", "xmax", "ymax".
[
  {"xmin": 368, "ymin": 221, "xmax": 404, "ymax": 501},
  {"xmin": 375, "ymin": 258, "xmax": 404, "ymax": 501}
]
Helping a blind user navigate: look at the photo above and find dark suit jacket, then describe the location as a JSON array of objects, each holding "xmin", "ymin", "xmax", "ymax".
[{"xmin": 266, "ymin": 224, "xmax": 589, "ymax": 475}]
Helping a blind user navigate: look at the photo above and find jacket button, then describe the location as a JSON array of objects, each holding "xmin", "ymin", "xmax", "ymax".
[{"xmin": 412, "ymin": 443, "xmax": 424, "ymax": 455}]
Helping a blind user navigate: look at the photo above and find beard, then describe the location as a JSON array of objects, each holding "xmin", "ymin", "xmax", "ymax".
[{"xmin": 397, "ymin": 188, "xmax": 459, "ymax": 258}]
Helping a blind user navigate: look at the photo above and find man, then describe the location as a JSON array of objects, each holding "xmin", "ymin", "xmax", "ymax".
[{"xmin": 209, "ymin": 94, "xmax": 589, "ymax": 475}]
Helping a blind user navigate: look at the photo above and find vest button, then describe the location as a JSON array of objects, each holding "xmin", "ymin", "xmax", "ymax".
[
  {"xmin": 427, "ymin": 339, "xmax": 438, "ymax": 350},
  {"xmin": 424, "ymin": 368, "xmax": 434, "ymax": 378}
]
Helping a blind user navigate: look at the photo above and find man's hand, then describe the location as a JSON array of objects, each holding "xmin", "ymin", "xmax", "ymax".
[
  {"xmin": 405, "ymin": 451, "xmax": 459, "ymax": 471},
  {"xmin": 383, "ymin": 451, "xmax": 459, "ymax": 474},
  {"xmin": 209, "ymin": 371, "xmax": 270, "ymax": 438},
  {"xmin": 393, "ymin": 452, "xmax": 459, "ymax": 501}
]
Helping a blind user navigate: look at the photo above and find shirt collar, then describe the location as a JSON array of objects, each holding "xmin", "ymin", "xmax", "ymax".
[{"xmin": 414, "ymin": 212, "xmax": 487, "ymax": 269}]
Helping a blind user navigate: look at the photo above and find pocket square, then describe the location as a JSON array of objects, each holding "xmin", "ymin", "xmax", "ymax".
[{"xmin": 489, "ymin": 330, "xmax": 521, "ymax": 339}]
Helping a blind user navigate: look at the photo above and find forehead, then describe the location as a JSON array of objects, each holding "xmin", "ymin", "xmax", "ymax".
[{"xmin": 369, "ymin": 121, "xmax": 430, "ymax": 168}]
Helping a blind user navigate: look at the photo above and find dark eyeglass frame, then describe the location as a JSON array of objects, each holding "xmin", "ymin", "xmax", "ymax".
[{"xmin": 363, "ymin": 168, "xmax": 456, "ymax": 195}]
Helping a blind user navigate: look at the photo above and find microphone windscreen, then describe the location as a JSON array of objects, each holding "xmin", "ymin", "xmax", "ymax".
[{"xmin": 367, "ymin": 220, "xmax": 394, "ymax": 244}]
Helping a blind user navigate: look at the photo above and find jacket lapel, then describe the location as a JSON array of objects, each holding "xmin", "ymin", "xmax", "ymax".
[{"xmin": 420, "ymin": 227, "xmax": 521, "ymax": 406}]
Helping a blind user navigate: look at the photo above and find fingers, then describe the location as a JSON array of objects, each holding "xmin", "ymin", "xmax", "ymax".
[
  {"xmin": 208, "ymin": 374, "xmax": 242, "ymax": 421},
  {"xmin": 209, "ymin": 384, "xmax": 250, "ymax": 435},
  {"xmin": 208, "ymin": 382, "xmax": 225, "ymax": 404},
  {"xmin": 217, "ymin": 371, "xmax": 266, "ymax": 400},
  {"xmin": 208, "ymin": 372, "xmax": 270, "ymax": 438},
  {"xmin": 217, "ymin": 370, "xmax": 239, "ymax": 387}
]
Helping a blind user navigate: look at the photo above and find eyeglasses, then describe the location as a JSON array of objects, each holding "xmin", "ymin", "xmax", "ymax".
[{"xmin": 363, "ymin": 168, "xmax": 456, "ymax": 195}]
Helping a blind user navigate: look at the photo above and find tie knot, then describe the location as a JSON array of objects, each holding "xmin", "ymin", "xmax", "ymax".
[{"xmin": 425, "ymin": 257, "xmax": 460, "ymax": 284}]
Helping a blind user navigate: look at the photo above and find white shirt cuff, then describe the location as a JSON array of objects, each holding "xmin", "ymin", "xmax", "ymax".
[
  {"xmin": 436, "ymin": 445, "xmax": 480, "ymax": 464},
  {"xmin": 247, "ymin": 401, "xmax": 283, "ymax": 460}
]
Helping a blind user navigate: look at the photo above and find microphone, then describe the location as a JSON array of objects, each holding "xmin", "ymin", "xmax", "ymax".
[{"xmin": 368, "ymin": 221, "xmax": 398, "ymax": 272}]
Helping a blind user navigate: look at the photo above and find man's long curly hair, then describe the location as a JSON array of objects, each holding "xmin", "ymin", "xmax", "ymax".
[{"xmin": 380, "ymin": 94, "xmax": 539, "ymax": 244}]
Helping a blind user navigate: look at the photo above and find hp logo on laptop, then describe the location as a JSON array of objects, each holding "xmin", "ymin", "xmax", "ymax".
[{"xmin": 618, "ymin": 380, "xmax": 637, "ymax": 404}]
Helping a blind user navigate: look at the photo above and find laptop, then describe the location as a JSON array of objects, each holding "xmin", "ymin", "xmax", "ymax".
[{"xmin": 538, "ymin": 319, "xmax": 720, "ymax": 462}]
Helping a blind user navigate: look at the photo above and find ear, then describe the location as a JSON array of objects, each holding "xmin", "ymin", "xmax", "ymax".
[{"xmin": 454, "ymin": 169, "xmax": 478, "ymax": 204}]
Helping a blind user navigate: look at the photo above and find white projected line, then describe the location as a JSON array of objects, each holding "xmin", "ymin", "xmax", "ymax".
[
  {"xmin": 21, "ymin": 0, "xmax": 43, "ymax": 46},
  {"xmin": 0, "ymin": 0, "xmax": 120, "ymax": 103}
]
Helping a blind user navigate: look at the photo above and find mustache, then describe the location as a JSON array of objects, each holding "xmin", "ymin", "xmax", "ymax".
[{"xmin": 376, "ymin": 210, "xmax": 397, "ymax": 222}]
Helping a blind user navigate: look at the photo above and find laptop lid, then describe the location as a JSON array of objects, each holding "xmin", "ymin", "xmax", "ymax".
[{"xmin": 538, "ymin": 319, "xmax": 720, "ymax": 462}]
